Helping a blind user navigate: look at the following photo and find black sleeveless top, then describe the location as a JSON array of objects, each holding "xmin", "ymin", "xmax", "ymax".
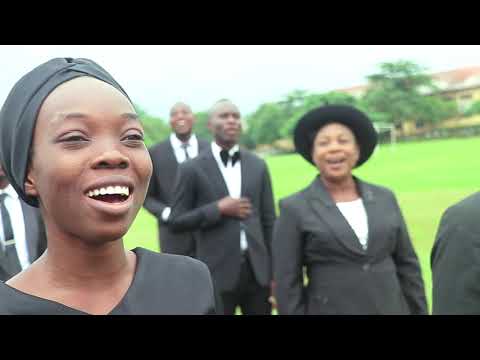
[{"xmin": 0, "ymin": 247, "xmax": 216, "ymax": 315}]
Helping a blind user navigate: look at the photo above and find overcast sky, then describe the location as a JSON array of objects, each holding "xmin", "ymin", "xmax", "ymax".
[{"xmin": 1, "ymin": 45, "xmax": 480, "ymax": 120}]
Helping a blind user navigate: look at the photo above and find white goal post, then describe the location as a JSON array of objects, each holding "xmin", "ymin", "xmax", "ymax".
[{"xmin": 373, "ymin": 122, "xmax": 396, "ymax": 152}]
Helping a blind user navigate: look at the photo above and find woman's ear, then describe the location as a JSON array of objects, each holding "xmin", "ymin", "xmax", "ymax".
[{"xmin": 24, "ymin": 168, "xmax": 38, "ymax": 197}]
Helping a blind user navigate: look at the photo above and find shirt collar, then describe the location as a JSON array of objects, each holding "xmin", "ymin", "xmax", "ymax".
[
  {"xmin": 170, "ymin": 133, "xmax": 197, "ymax": 149},
  {"xmin": 211, "ymin": 141, "xmax": 239, "ymax": 157},
  {"xmin": 0, "ymin": 184, "xmax": 19, "ymax": 199}
]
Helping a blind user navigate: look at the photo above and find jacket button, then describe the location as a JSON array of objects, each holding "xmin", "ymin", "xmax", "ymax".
[{"xmin": 362, "ymin": 263, "xmax": 370, "ymax": 271}]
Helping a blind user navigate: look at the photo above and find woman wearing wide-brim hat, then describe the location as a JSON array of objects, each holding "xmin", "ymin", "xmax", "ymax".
[{"xmin": 272, "ymin": 105, "xmax": 428, "ymax": 315}]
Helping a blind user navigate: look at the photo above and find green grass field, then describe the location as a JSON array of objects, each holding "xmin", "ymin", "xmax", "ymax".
[{"xmin": 124, "ymin": 136, "xmax": 480, "ymax": 313}]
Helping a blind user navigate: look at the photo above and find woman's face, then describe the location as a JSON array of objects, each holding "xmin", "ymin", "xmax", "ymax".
[
  {"xmin": 25, "ymin": 77, "xmax": 152, "ymax": 244},
  {"xmin": 312, "ymin": 122, "xmax": 360, "ymax": 182}
]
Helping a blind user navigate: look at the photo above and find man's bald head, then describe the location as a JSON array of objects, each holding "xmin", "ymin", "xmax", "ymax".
[
  {"xmin": 208, "ymin": 99, "xmax": 241, "ymax": 121},
  {"xmin": 170, "ymin": 102, "xmax": 192, "ymax": 117}
]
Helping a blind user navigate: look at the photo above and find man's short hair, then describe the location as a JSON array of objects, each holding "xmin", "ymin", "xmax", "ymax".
[
  {"xmin": 170, "ymin": 102, "xmax": 192, "ymax": 117},
  {"xmin": 208, "ymin": 99, "xmax": 237, "ymax": 121}
]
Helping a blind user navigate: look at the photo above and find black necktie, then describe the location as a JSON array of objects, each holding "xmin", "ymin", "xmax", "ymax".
[
  {"xmin": 0, "ymin": 194, "xmax": 13, "ymax": 243},
  {"xmin": 0, "ymin": 193, "xmax": 21, "ymax": 277},
  {"xmin": 181, "ymin": 142, "xmax": 190, "ymax": 160},
  {"xmin": 220, "ymin": 149, "xmax": 240, "ymax": 167}
]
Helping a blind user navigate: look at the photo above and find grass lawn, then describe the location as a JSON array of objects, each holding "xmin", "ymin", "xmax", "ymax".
[{"xmin": 124, "ymin": 136, "xmax": 480, "ymax": 313}]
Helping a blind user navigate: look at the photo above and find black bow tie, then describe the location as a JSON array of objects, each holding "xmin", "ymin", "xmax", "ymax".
[{"xmin": 220, "ymin": 149, "xmax": 240, "ymax": 167}]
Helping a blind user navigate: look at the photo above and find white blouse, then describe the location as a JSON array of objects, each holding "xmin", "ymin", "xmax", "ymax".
[{"xmin": 336, "ymin": 198, "xmax": 369, "ymax": 249}]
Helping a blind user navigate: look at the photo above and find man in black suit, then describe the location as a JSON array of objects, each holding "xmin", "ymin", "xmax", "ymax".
[
  {"xmin": 169, "ymin": 99, "xmax": 276, "ymax": 315},
  {"xmin": 431, "ymin": 192, "xmax": 480, "ymax": 314},
  {"xmin": 0, "ymin": 164, "xmax": 47, "ymax": 281},
  {"xmin": 144, "ymin": 102, "xmax": 209, "ymax": 256}
]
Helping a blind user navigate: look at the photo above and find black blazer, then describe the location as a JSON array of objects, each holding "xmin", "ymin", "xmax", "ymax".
[
  {"xmin": 0, "ymin": 200, "xmax": 47, "ymax": 281},
  {"xmin": 272, "ymin": 176, "xmax": 428, "ymax": 315},
  {"xmin": 144, "ymin": 137, "xmax": 209, "ymax": 256},
  {"xmin": 431, "ymin": 192, "xmax": 480, "ymax": 314},
  {"xmin": 169, "ymin": 146, "xmax": 276, "ymax": 292}
]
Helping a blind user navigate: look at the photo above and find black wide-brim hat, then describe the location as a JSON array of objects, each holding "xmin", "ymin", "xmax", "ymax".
[{"xmin": 294, "ymin": 105, "xmax": 378, "ymax": 168}]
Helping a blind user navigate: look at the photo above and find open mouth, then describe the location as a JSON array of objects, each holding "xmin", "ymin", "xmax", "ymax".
[
  {"xmin": 326, "ymin": 158, "xmax": 346, "ymax": 165},
  {"xmin": 175, "ymin": 120, "xmax": 188, "ymax": 129},
  {"xmin": 86, "ymin": 185, "xmax": 131, "ymax": 204}
]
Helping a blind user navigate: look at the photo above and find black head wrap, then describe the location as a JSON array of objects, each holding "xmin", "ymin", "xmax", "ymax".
[{"xmin": 0, "ymin": 57, "xmax": 132, "ymax": 207}]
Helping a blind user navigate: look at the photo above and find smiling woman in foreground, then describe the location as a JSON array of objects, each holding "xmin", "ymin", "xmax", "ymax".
[
  {"xmin": 272, "ymin": 105, "xmax": 428, "ymax": 315},
  {"xmin": 0, "ymin": 58, "xmax": 215, "ymax": 315}
]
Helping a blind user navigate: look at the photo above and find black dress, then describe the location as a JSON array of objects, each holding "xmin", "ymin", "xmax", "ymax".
[{"xmin": 0, "ymin": 247, "xmax": 216, "ymax": 315}]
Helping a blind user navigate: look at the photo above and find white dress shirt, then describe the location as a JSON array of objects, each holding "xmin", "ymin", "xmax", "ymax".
[
  {"xmin": 211, "ymin": 142, "xmax": 248, "ymax": 251},
  {"xmin": 162, "ymin": 134, "xmax": 200, "ymax": 221},
  {"xmin": 170, "ymin": 133, "xmax": 199, "ymax": 164},
  {"xmin": 0, "ymin": 185, "xmax": 30, "ymax": 270},
  {"xmin": 336, "ymin": 198, "xmax": 369, "ymax": 249}
]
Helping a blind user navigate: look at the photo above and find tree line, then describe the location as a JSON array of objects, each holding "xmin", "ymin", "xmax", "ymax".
[{"xmin": 138, "ymin": 60, "xmax": 480, "ymax": 149}]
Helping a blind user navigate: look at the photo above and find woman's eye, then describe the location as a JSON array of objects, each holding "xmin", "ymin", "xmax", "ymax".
[
  {"xmin": 61, "ymin": 135, "xmax": 88, "ymax": 142},
  {"xmin": 122, "ymin": 133, "xmax": 145, "ymax": 146},
  {"xmin": 123, "ymin": 134, "xmax": 144, "ymax": 141}
]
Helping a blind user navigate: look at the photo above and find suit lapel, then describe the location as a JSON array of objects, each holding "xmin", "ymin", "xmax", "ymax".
[
  {"xmin": 356, "ymin": 179, "xmax": 378, "ymax": 255},
  {"xmin": 306, "ymin": 176, "xmax": 365, "ymax": 256},
  {"xmin": 165, "ymin": 139, "xmax": 179, "ymax": 169},
  {"xmin": 200, "ymin": 147, "xmax": 230, "ymax": 198},
  {"xmin": 240, "ymin": 149, "xmax": 253, "ymax": 198},
  {"xmin": 198, "ymin": 139, "xmax": 209, "ymax": 154}
]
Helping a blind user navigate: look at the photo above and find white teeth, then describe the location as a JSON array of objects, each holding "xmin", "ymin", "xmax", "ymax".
[{"xmin": 87, "ymin": 186, "xmax": 130, "ymax": 198}]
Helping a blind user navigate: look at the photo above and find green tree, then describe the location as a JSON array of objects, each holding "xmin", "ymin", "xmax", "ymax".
[
  {"xmin": 135, "ymin": 104, "xmax": 171, "ymax": 148},
  {"xmin": 192, "ymin": 111, "xmax": 213, "ymax": 142},
  {"xmin": 464, "ymin": 100, "xmax": 480, "ymax": 117},
  {"xmin": 280, "ymin": 91, "xmax": 358, "ymax": 137},
  {"xmin": 244, "ymin": 102, "xmax": 286, "ymax": 146},
  {"xmin": 362, "ymin": 60, "xmax": 457, "ymax": 127}
]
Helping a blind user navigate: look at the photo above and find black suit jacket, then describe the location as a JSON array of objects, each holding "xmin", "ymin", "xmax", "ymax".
[
  {"xmin": 144, "ymin": 136, "xmax": 209, "ymax": 256},
  {"xmin": 169, "ymin": 146, "xmax": 276, "ymax": 292},
  {"xmin": 431, "ymin": 192, "xmax": 480, "ymax": 314},
  {"xmin": 0, "ymin": 200, "xmax": 47, "ymax": 281},
  {"xmin": 272, "ymin": 176, "xmax": 428, "ymax": 315}
]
